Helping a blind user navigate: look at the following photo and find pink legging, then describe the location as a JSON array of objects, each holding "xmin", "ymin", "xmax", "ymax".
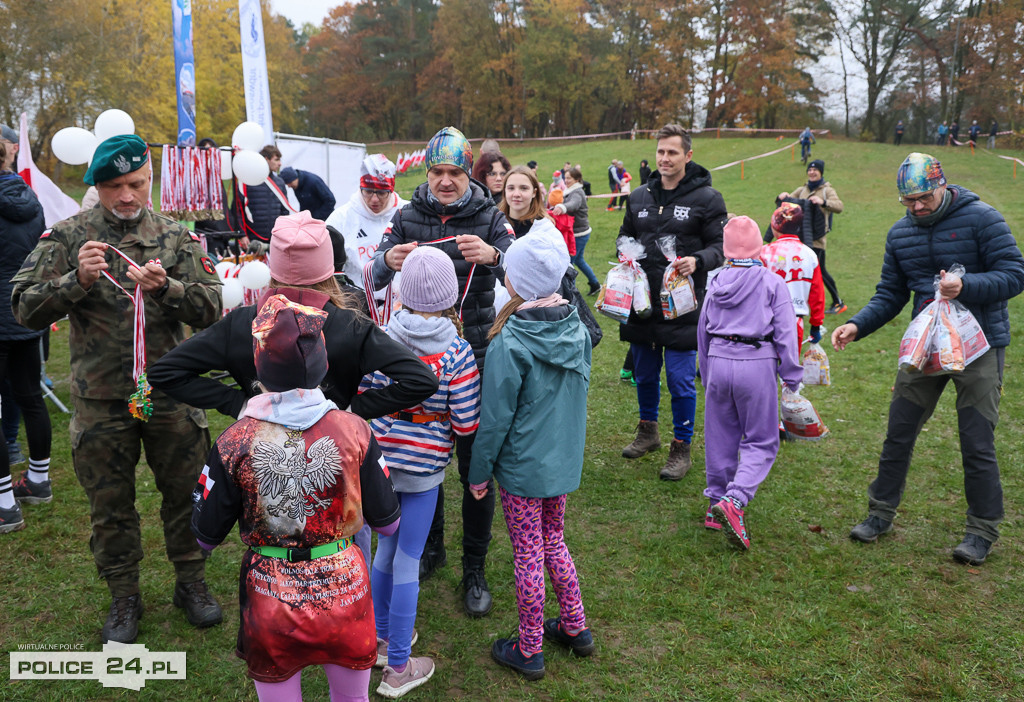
[
  {"xmin": 499, "ymin": 487, "xmax": 587, "ymax": 655},
  {"xmin": 254, "ymin": 665, "xmax": 370, "ymax": 702}
]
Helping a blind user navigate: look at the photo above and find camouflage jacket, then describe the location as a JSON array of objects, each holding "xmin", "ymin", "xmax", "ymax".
[{"xmin": 12, "ymin": 205, "xmax": 222, "ymax": 400}]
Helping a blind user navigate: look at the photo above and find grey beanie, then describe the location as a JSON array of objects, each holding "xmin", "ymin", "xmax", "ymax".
[
  {"xmin": 400, "ymin": 246, "xmax": 458, "ymax": 312},
  {"xmin": 505, "ymin": 230, "xmax": 569, "ymax": 301}
]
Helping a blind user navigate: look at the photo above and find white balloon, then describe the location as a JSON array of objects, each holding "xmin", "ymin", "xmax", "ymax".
[
  {"xmin": 219, "ymin": 149, "xmax": 233, "ymax": 181},
  {"xmin": 51, "ymin": 127, "xmax": 99, "ymax": 165},
  {"xmin": 222, "ymin": 278, "xmax": 244, "ymax": 311},
  {"xmin": 238, "ymin": 260, "xmax": 271, "ymax": 290},
  {"xmin": 231, "ymin": 121, "xmax": 266, "ymax": 152},
  {"xmin": 214, "ymin": 261, "xmax": 235, "ymax": 281},
  {"xmin": 232, "ymin": 149, "xmax": 269, "ymax": 186},
  {"xmin": 94, "ymin": 109, "xmax": 135, "ymax": 142}
]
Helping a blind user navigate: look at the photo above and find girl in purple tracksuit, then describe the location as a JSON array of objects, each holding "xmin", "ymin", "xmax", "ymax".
[{"xmin": 697, "ymin": 215, "xmax": 803, "ymax": 550}]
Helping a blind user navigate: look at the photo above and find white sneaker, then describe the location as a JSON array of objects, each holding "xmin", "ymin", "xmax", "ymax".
[{"xmin": 376, "ymin": 656, "xmax": 434, "ymax": 698}]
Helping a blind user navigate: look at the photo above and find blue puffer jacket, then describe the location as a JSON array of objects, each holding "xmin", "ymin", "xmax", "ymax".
[
  {"xmin": 0, "ymin": 171, "xmax": 46, "ymax": 340},
  {"xmin": 291, "ymin": 169, "xmax": 336, "ymax": 221},
  {"xmin": 849, "ymin": 185, "xmax": 1024, "ymax": 348}
]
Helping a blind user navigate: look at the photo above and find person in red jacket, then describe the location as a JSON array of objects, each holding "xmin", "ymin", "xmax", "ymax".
[{"xmin": 761, "ymin": 202, "xmax": 825, "ymax": 347}]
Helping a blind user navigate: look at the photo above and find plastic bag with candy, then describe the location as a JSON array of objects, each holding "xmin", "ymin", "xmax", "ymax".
[
  {"xmin": 899, "ymin": 264, "xmax": 989, "ymax": 374},
  {"xmin": 597, "ymin": 236, "xmax": 649, "ymax": 323},
  {"xmin": 780, "ymin": 385, "xmax": 830, "ymax": 441},
  {"xmin": 801, "ymin": 341, "xmax": 831, "ymax": 386},
  {"xmin": 656, "ymin": 235, "xmax": 697, "ymax": 319}
]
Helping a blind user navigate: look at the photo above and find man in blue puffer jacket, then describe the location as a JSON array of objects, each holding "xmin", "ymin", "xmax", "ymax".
[{"xmin": 832, "ymin": 152, "xmax": 1024, "ymax": 566}]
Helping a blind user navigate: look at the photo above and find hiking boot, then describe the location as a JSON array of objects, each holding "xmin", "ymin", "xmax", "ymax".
[
  {"xmin": 543, "ymin": 617, "xmax": 595, "ymax": 657},
  {"xmin": 462, "ymin": 566, "xmax": 492, "ymax": 618},
  {"xmin": 376, "ymin": 629, "xmax": 419, "ymax": 668},
  {"xmin": 622, "ymin": 420, "xmax": 660, "ymax": 459},
  {"xmin": 173, "ymin": 580, "xmax": 223, "ymax": 628},
  {"xmin": 711, "ymin": 496, "xmax": 750, "ymax": 550},
  {"xmin": 587, "ymin": 280, "xmax": 601, "ymax": 297},
  {"xmin": 660, "ymin": 440, "xmax": 691, "ymax": 481},
  {"xmin": 7, "ymin": 441, "xmax": 25, "ymax": 466},
  {"xmin": 0, "ymin": 503, "xmax": 25, "ymax": 534},
  {"xmin": 102, "ymin": 594, "xmax": 143, "ymax": 644},
  {"xmin": 825, "ymin": 301, "xmax": 848, "ymax": 315},
  {"xmin": 849, "ymin": 516, "xmax": 893, "ymax": 543},
  {"xmin": 491, "ymin": 637, "xmax": 545, "ymax": 680},
  {"xmin": 13, "ymin": 472, "xmax": 52, "ymax": 504},
  {"xmin": 952, "ymin": 533, "xmax": 993, "ymax": 566},
  {"xmin": 418, "ymin": 537, "xmax": 447, "ymax": 583},
  {"xmin": 376, "ymin": 656, "xmax": 435, "ymax": 698}
]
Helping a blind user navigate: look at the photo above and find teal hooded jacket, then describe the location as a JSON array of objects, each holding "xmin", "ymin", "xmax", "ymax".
[{"xmin": 468, "ymin": 305, "xmax": 592, "ymax": 498}]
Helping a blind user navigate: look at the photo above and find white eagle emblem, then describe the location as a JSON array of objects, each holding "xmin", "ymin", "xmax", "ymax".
[
  {"xmin": 638, "ymin": 209, "xmax": 649, "ymax": 218},
  {"xmin": 674, "ymin": 206, "xmax": 691, "ymax": 221},
  {"xmin": 251, "ymin": 430, "xmax": 343, "ymax": 525},
  {"xmin": 113, "ymin": 154, "xmax": 131, "ymax": 173}
]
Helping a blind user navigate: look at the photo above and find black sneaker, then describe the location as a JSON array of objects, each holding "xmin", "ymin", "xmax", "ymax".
[
  {"xmin": 462, "ymin": 568, "xmax": 493, "ymax": 618},
  {"xmin": 849, "ymin": 515, "xmax": 893, "ymax": 543},
  {"xmin": 543, "ymin": 617, "xmax": 595, "ymax": 657},
  {"xmin": 952, "ymin": 533, "xmax": 993, "ymax": 565},
  {"xmin": 587, "ymin": 281, "xmax": 601, "ymax": 297},
  {"xmin": 0, "ymin": 503, "xmax": 25, "ymax": 534},
  {"xmin": 13, "ymin": 472, "xmax": 52, "ymax": 504},
  {"xmin": 491, "ymin": 636, "xmax": 545, "ymax": 680},
  {"xmin": 173, "ymin": 580, "xmax": 223, "ymax": 628},
  {"xmin": 102, "ymin": 594, "xmax": 143, "ymax": 644}
]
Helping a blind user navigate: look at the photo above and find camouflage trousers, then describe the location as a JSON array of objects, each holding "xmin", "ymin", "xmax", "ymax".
[{"xmin": 70, "ymin": 395, "xmax": 210, "ymax": 597}]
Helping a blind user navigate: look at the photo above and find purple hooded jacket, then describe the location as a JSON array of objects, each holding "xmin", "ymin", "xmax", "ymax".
[{"xmin": 697, "ymin": 265, "xmax": 803, "ymax": 389}]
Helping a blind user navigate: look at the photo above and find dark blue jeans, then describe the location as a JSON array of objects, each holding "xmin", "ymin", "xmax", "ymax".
[
  {"xmin": 571, "ymin": 233, "xmax": 600, "ymax": 288},
  {"xmin": 631, "ymin": 344, "xmax": 697, "ymax": 442}
]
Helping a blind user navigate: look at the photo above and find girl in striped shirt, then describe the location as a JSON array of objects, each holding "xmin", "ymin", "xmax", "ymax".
[{"xmin": 359, "ymin": 246, "xmax": 480, "ymax": 698}]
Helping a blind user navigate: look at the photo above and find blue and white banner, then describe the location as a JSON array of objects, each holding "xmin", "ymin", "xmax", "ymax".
[
  {"xmin": 238, "ymin": 0, "xmax": 274, "ymax": 148},
  {"xmin": 172, "ymin": 0, "xmax": 196, "ymax": 146}
]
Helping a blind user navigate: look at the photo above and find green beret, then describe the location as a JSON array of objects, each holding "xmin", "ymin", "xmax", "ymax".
[{"xmin": 84, "ymin": 134, "xmax": 150, "ymax": 185}]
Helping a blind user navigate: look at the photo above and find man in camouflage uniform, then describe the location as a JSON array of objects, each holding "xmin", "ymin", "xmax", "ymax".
[{"xmin": 11, "ymin": 135, "xmax": 224, "ymax": 643}]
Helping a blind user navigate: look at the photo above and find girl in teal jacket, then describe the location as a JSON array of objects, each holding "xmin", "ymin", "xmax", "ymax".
[{"xmin": 468, "ymin": 230, "xmax": 594, "ymax": 681}]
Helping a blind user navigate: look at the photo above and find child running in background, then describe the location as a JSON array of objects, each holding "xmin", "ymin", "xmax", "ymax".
[
  {"xmin": 698, "ymin": 216, "xmax": 803, "ymax": 550},
  {"xmin": 762, "ymin": 202, "xmax": 826, "ymax": 347},
  {"xmin": 360, "ymin": 246, "xmax": 481, "ymax": 698},
  {"xmin": 191, "ymin": 295, "xmax": 401, "ymax": 702},
  {"xmin": 468, "ymin": 232, "xmax": 594, "ymax": 681}
]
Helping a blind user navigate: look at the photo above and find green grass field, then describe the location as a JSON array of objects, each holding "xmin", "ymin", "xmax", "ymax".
[{"xmin": 4, "ymin": 137, "xmax": 1024, "ymax": 701}]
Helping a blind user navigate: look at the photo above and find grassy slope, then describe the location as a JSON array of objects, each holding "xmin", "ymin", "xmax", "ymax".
[{"xmin": 4, "ymin": 138, "xmax": 1024, "ymax": 701}]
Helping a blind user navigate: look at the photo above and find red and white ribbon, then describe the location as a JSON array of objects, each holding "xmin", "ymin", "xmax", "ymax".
[{"xmin": 101, "ymin": 245, "xmax": 153, "ymax": 386}]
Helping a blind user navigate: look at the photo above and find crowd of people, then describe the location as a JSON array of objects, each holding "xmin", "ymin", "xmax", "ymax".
[{"xmin": 1, "ymin": 118, "xmax": 1022, "ymax": 701}]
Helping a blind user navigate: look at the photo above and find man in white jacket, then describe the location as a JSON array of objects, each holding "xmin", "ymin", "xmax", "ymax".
[{"xmin": 325, "ymin": 154, "xmax": 408, "ymax": 304}]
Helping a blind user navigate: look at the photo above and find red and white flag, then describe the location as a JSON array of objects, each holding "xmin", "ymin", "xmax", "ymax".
[{"xmin": 16, "ymin": 112, "xmax": 80, "ymax": 227}]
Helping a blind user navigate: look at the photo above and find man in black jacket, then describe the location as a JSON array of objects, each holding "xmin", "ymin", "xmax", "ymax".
[
  {"xmin": 280, "ymin": 166, "xmax": 336, "ymax": 221},
  {"xmin": 618, "ymin": 124, "xmax": 726, "ymax": 481},
  {"xmin": 369, "ymin": 126, "xmax": 514, "ymax": 617}
]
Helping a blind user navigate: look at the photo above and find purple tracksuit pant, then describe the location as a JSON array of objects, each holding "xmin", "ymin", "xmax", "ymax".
[{"xmin": 702, "ymin": 356, "xmax": 782, "ymax": 506}]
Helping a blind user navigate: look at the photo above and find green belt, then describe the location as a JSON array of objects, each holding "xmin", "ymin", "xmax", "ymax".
[{"xmin": 250, "ymin": 537, "xmax": 354, "ymax": 563}]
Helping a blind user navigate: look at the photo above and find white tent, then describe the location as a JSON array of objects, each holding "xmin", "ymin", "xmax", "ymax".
[{"xmin": 275, "ymin": 132, "xmax": 366, "ymax": 210}]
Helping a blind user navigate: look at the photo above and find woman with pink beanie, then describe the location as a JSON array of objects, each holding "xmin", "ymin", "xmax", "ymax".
[{"xmin": 697, "ymin": 215, "xmax": 803, "ymax": 550}]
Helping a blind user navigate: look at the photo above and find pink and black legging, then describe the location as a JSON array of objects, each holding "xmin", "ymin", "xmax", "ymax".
[{"xmin": 499, "ymin": 487, "xmax": 587, "ymax": 655}]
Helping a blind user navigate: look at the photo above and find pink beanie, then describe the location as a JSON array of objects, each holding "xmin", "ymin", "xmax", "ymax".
[
  {"xmin": 723, "ymin": 216, "xmax": 764, "ymax": 259},
  {"xmin": 269, "ymin": 211, "xmax": 334, "ymax": 286}
]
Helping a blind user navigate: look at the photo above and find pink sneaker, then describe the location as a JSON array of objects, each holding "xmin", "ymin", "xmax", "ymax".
[
  {"xmin": 375, "ymin": 629, "xmax": 419, "ymax": 668},
  {"xmin": 704, "ymin": 509, "xmax": 722, "ymax": 530},
  {"xmin": 377, "ymin": 656, "xmax": 434, "ymax": 698},
  {"xmin": 711, "ymin": 496, "xmax": 750, "ymax": 550}
]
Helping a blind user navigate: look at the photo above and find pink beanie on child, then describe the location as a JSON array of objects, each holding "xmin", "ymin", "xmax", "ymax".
[
  {"xmin": 723, "ymin": 216, "xmax": 764, "ymax": 259},
  {"xmin": 269, "ymin": 211, "xmax": 334, "ymax": 286}
]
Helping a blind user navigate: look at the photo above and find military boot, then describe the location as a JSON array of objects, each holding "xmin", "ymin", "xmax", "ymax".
[
  {"xmin": 659, "ymin": 440, "xmax": 691, "ymax": 481},
  {"xmin": 622, "ymin": 420, "xmax": 660, "ymax": 459},
  {"xmin": 101, "ymin": 594, "xmax": 143, "ymax": 644}
]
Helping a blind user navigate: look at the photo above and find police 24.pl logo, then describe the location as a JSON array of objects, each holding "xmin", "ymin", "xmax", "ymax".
[{"xmin": 10, "ymin": 643, "xmax": 186, "ymax": 691}]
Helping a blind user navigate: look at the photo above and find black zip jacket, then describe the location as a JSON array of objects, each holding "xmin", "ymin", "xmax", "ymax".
[{"xmin": 149, "ymin": 287, "xmax": 438, "ymax": 419}]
